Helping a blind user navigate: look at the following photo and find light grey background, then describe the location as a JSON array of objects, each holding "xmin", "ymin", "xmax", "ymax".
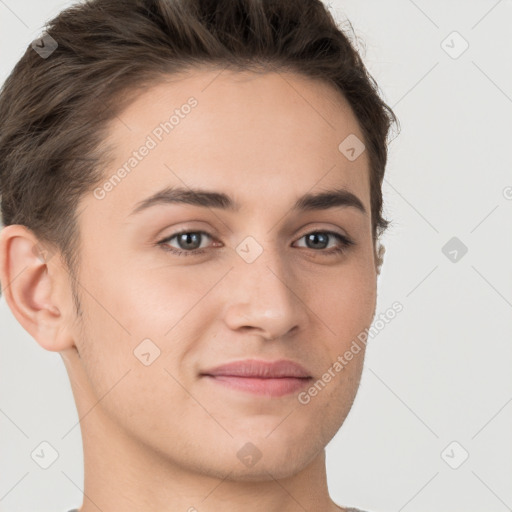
[{"xmin": 1, "ymin": 1, "xmax": 511, "ymax": 511}]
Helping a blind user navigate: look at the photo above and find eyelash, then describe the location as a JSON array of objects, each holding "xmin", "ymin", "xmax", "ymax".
[{"xmin": 156, "ymin": 229, "xmax": 355, "ymax": 257}]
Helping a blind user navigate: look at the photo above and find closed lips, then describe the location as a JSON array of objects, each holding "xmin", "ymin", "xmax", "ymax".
[{"xmin": 201, "ymin": 359, "xmax": 312, "ymax": 379}]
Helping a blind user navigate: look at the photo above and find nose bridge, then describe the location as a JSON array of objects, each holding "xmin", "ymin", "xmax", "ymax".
[{"xmin": 222, "ymin": 234, "xmax": 306, "ymax": 337}]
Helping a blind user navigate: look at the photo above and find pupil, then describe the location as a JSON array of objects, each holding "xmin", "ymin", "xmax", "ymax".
[
  {"xmin": 180, "ymin": 233, "xmax": 200, "ymax": 250},
  {"xmin": 308, "ymin": 233, "xmax": 327, "ymax": 249}
]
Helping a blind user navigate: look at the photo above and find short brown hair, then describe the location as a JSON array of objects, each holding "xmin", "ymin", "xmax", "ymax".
[{"xmin": 0, "ymin": 0, "xmax": 399, "ymax": 301}]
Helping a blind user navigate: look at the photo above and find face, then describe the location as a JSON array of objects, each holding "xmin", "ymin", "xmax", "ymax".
[{"xmin": 63, "ymin": 68, "xmax": 378, "ymax": 480}]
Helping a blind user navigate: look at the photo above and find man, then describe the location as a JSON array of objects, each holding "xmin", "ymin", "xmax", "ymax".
[{"xmin": 0, "ymin": 1, "xmax": 397, "ymax": 510}]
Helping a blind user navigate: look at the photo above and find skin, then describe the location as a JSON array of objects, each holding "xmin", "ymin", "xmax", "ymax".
[{"xmin": 0, "ymin": 68, "xmax": 379, "ymax": 512}]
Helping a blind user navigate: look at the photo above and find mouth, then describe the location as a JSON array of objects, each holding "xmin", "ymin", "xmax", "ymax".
[{"xmin": 200, "ymin": 358, "xmax": 313, "ymax": 397}]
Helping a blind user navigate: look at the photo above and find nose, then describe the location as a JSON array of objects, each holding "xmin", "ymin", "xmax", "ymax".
[{"xmin": 222, "ymin": 244, "xmax": 309, "ymax": 341}]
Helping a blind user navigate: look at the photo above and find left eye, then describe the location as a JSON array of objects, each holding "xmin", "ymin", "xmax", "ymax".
[{"xmin": 157, "ymin": 230, "xmax": 354, "ymax": 257}]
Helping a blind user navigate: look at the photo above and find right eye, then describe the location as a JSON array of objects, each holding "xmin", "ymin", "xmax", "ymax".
[{"xmin": 157, "ymin": 230, "xmax": 220, "ymax": 256}]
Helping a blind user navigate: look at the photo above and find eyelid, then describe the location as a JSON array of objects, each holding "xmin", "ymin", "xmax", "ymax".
[
  {"xmin": 156, "ymin": 223, "xmax": 351, "ymax": 245},
  {"xmin": 295, "ymin": 223, "xmax": 350, "ymax": 239}
]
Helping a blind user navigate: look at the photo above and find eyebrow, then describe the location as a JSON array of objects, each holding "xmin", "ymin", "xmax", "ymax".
[{"xmin": 129, "ymin": 185, "xmax": 367, "ymax": 216}]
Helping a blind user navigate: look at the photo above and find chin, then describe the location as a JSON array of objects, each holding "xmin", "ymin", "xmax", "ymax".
[{"xmin": 221, "ymin": 459, "xmax": 309, "ymax": 482}]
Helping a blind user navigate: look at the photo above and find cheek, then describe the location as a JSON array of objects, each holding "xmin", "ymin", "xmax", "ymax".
[
  {"xmin": 72, "ymin": 254, "xmax": 205, "ymax": 396},
  {"xmin": 309, "ymin": 261, "xmax": 377, "ymax": 339},
  {"xmin": 73, "ymin": 295, "xmax": 195, "ymax": 436},
  {"xmin": 307, "ymin": 261, "xmax": 375, "ymax": 415},
  {"xmin": 81, "ymin": 247, "xmax": 198, "ymax": 340}
]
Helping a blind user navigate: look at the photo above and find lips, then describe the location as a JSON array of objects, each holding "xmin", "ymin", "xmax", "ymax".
[
  {"xmin": 200, "ymin": 359, "xmax": 312, "ymax": 397},
  {"xmin": 201, "ymin": 359, "xmax": 312, "ymax": 379}
]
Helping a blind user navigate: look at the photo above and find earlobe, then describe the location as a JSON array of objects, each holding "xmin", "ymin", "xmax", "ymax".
[{"xmin": 0, "ymin": 224, "xmax": 74, "ymax": 352}]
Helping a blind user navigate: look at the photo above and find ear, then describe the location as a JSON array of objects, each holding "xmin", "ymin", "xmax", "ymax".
[
  {"xmin": 375, "ymin": 241, "xmax": 385, "ymax": 275},
  {"xmin": 0, "ymin": 224, "xmax": 76, "ymax": 352}
]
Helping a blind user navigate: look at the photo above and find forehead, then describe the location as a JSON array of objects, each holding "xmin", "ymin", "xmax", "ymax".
[{"xmin": 88, "ymin": 67, "xmax": 370, "ymax": 220}]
